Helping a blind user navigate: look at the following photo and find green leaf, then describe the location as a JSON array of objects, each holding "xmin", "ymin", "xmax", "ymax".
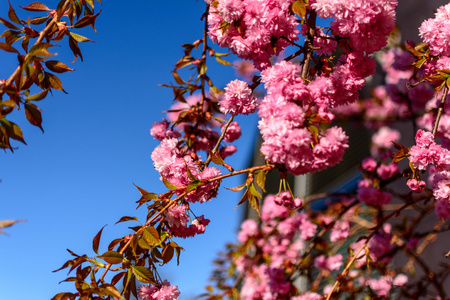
[
  {"xmin": 8, "ymin": 2, "xmax": 21, "ymax": 25},
  {"xmin": 29, "ymin": 42, "xmax": 56, "ymax": 57},
  {"xmin": 215, "ymin": 56, "xmax": 233, "ymax": 66},
  {"xmin": 99, "ymin": 284, "xmax": 125, "ymax": 300},
  {"xmin": 255, "ymin": 171, "xmax": 267, "ymax": 193},
  {"xmin": 226, "ymin": 183, "xmax": 246, "ymax": 192},
  {"xmin": 24, "ymin": 103, "xmax": 44, "ymax": 132},
  {"xmin": 162, "ymin": 177, "xmax": 178, "ymax": 190},
  {"xmin": 292, "ymin": 0, "xmax": 307, "ymax": 19},
  {"xmin": 98, "ymin": 251, "xmax": 123, "ymax": 264},
  {"xmin": 69, "ymin": 31, "xmax": 92, "ymax": 42},
  {"xmin": 248, "ymin": 194, "xmax": 261, "ymax": 216},
  {"xmin": 143, "ymin": 227, "xmax": 160, "ymax": 246},
  {"xmin": 249, "ymin": 183, "xmax": 262, "ymax": 199},
  {"xmin": 92, "ymin": 224, "xmax": 106, "ymax": 255},
  {"xmin": 20, "ymin": 2, "xmax": 50, "ymax": 12},
  {"xmin": 186, "ymin": 180, "xmax": 201, "ymax": 193},
  {"xmin": 45, "ymin": 60, "xmax": 75, "ymax": 73},
  {"xmin": 131, "ymin": 266, "xmax": 154, "ymax": 284},
  {"xmin": 26, "ymin": 89, "xmax": 48, "ymax": 101}
]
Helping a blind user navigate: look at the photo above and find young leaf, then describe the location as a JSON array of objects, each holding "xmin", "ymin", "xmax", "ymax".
[
  {"xmin": 0, "ymin": 42, "xmax": 19, "ymax": 53},
  {"xmin": 45, "ymin": 60, "xmax": 75, "ymax": 73},
  {"xmin": 26, "ymin": 89, "xmax": 48, "ymax": 101},
  {"xmin": 20, "ymin": 2, "xmax": 50, "ymax": 12},
  {"xmin": 255, "ymin": 170, "xmax": 267, "ymax": 193},
  {"xmin": 68, "ymin": 36, "xmax": 83, "ymax": 62},
  {"xmin": 161, "ymin": 244, "xmax": 174, "ymax": 264},
  {"xmin": 131, "ymin": 266, "xmax": 154, "ymax": 284},
  {"xmin": 8, "ymin": 2, "xmax": 21, "ymax": 25},
  {"xmin": 98, "ymin": 251, "xmax": 123, "ymax": 264},
  {"xmin": 162, "ymin": 177, "xmax": 178, "ymax": 190},
  {"xmin": 91, "ymin": 225, "xmax": 107, "ymax": 255},
  {"xmin": 115, "ymin": 216, "xmax": 139, "ymax": 225},
  {"xmin": 45, "ymin": 72, "xmax": 67, "ymax": 93},
  {"xmin": 73, "ymin": 13, "xmax": 99, "ymax": 30},
  {"xmin": 69, "ymin": 31, "xmax": 93, "ymax": 42},
  {"xmin": 24, "ymin": 103, "xmax": 44, "ymax": 132},
  {"xmin": 0, "ymin": 17, "xmax": 19, "ymax": 30},
  {"xmin": 99, "ymin": 284, "xmax": 125, "ymax": 300},
  {"xmin": 143, "ymin": 227, "xmax": 160, "ymax": 246},
  {"xmin": 226, "ymin": 182, "xmax": 246, "ymax": 192}
]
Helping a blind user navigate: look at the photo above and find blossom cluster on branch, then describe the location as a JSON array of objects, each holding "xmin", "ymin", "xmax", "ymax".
[{"xmin": 2, "ymin": 0, "xmax": 449, "ymax": 299}]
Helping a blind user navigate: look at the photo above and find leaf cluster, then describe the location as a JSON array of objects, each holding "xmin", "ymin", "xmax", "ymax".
[{"xmin": 0, "ymin": 0, "xmax": 100, "ymax": 151}]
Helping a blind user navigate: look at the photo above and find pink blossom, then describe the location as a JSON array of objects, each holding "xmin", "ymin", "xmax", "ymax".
[
  {"xmin": 419, "ymin": 3, "xmax": 450, "ymax": 56},
  {"xmin": 164, "ymin": 204, "xmax": 189, "ymax": 228},
  {"xmin": 220, "ymin": 79, "xmax": 257, "ymax": 116},
  {"xmin": 435, "ymin": 200, "xmax": 450, "ymax": 219},
  {"xmin": 238, "ymin": 219, "xmax": 259, "ymax": 243},
  {"xmin": 138, "ymin": 280, "xmax": 180, "ymax": 300},
  {"xmin": 361, "ymin": 157, "xmax": 377, "ymax": 171},
  {"xmin": 219, "ymin": 144, "xmax": 237, "ymax": 158},
  {"xmin": 314, "ymin": 254, "xmax": 343, "ymax": 271},
  {"xmin": 150, "ymin": 119, "xmax": 181, "ymax": 141},
  {"xmin": 292, "ymin": 292, "xmax": 322, "ymax": 300},
  {"xmin": 407, "ymin": 179, "xmax": 426, "ymax": 193},
  {"xmin": 376, "ymin": 163, "xmax": 399, "ymax": 180},
  {"xmin": 367, "ymin": 276, "xmax": 392, "ymax": 297},
  {"xmin": 393, "ymin": 274, "xmax": 408, "ymax": 286},
  {"xmin": 371, "ymin": 126, "xmax": 400, "ymax": 156},
  {"xmin": 223, "ymin": 121, "xmax": 242, "ymax": 142},
  {"xmin": 274, "ymin": 191, "xmax": 302, "ymax": 210},
  {"xmin": 357, "ymin": 186, "xmax": 392, "ymax": 206},
  {"xmin": 330, "ymin": 220, "xmax": 350, "ymax": 242}
]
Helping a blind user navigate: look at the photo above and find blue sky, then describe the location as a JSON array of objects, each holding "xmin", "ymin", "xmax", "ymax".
[{"xmin": 1, "ymin": 1, "xmax": 260, "ymax": 299}]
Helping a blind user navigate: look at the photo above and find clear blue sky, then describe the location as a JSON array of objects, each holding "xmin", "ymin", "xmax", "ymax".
[{"xmin": 1, "ymin": 1, "xmax": 260, "ymax": 299}]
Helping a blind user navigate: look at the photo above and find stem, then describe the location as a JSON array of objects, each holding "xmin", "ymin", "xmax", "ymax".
[
  {"xmin": 204, "ymin": 115, "xmax": 234, "ymax": 167},
  {"xmin": 199, "ymin": 4, "xmax": 210, "ymax": 115},
  {"xmin": 301, "ymin": 10, "xmax": 317, "ymax": 80},
  {"xmin": 432, "ymin": 85, "xmax": 449, "ymax": 137}
]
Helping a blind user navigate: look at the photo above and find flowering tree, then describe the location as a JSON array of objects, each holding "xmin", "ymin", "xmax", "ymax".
[{"xmin": 3, "ymin": 0, "xmax": 450, "ymax": 299}]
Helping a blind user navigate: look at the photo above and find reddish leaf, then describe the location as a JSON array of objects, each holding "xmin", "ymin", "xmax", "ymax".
[
  {"xmin": 45, "ymin": 72, "xmax": 67, "ymax": 93},
  {"xmin": 68, "ymin": 35, "xmax": 83, "ymax": 62},
  {"xmin": 73, "ymin": 12, "xmax": 99, "ymax": 30},
  {"xmin": 20, "ymin": 2, "xmax": 50, "ymax": 12},
  {"xmin": 0, "ymin": 42, "xmax": 19, "ymax": 53},
  {"xmin": 24, "ymin": 103, "xmax": 44, "ymax": 132},
  {"xmin": 45, "ymin": 60, "xmax": 75, "ymax": 73},
  {"xmin": 0, "ymin": 17, "xmax": 19, "ymax": 30},
  {"xmin": 8, "ymin": 1, "xmax": 21, "ymax": 25},
  {"xmin": 115, "ymin": 216, "xmax": 139, "ymax": 225},
  {"xmin": 92, "ymin": 224, "xmax": 106, "ymax": 255},
  {"xmin": 161, "ymin": 245, "xmax": 174, "ymax": 264}
]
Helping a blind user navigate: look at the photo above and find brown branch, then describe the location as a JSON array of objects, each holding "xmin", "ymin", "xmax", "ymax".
[
  {"xmin": 301, "ymin": 10, "xmax": 317, "ymax": 80},
  {"xmin": 432, "ymin": 85, "xmax": 449, "ymax": 137},
  {"xmin": 204, "ymin": 115, "xmax": 234, "ymax": 167}
]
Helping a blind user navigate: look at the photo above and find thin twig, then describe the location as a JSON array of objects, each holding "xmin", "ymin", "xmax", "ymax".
[{"xmin": 432, "ymin": 86, "xmax": 449, "ymax": 137}]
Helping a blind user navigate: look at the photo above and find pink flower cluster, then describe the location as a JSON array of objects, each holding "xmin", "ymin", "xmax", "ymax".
[
  {"xmin": 236, "ymin": 195, "xmax": 320, "ymax": 299},
  {"xmin": 357, "ymin": 179, "xmax": 392, "ymax": 206},
  {"xmin": 273, "ymin": 191, "xmax": 302, "ymax": 210},
  {"xmin": 258, "ymin": 60, "xmax": 350, "ymax": 175},
  {"xmin": 311, "ymin": 0, "xmax": 397, "ymax": 54},
  {"xmin": 220, "ymin": 79, "xmax": 257, "ymax": 116},
  {"xmin": 419, "ymin": 3, "xmax": 450, "ymax": 56},
  {"xmin": 138, "ymin": 280, "xmax": 180, "ymax": 300},
  {"xmin": 207, "ymin": 0, "xmax": 299, "ymax": 70},
  {"xmin": 408, "ymin": 129, "xmax": 450, "ymax": 172}
]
